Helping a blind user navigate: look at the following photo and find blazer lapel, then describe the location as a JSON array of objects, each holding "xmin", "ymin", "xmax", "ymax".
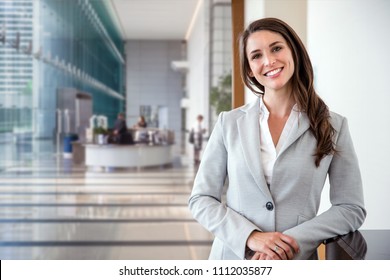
[
  {"xmin": 237, "ymin": 99, "xmax": 271, "ymax": 197},
  {"xmin": 278, "ymin": 112, "xmax": 311, "ymax": 156}
]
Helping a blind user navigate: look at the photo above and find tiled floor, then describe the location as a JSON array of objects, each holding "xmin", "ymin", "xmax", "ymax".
[{"xmin": 0, "ymin": 140, "xmax": 213, "ymax": 259}]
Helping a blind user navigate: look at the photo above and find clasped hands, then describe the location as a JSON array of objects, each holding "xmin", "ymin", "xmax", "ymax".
[{"xmin": 246, "ymin": 231, "xmax": 300, "ymax": 260}]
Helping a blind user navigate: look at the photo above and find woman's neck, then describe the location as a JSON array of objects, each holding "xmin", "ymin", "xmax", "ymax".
[{"xmin": 263, "ymin": 90, "xmax": 295, "ymax": 118}]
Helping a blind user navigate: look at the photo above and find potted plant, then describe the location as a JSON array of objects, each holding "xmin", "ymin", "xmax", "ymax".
[
  {"xmin": 210, "ymin": 73, "xmax": 232, "ymax": 115},
  {"xmin": 93, "ymin": 126, "xmax": 108, "ymax": 144}
]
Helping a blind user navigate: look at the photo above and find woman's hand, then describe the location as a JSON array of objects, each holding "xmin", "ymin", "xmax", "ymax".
[
  {"xmin": 250, "ymin": 252, "xmax": 273, "ymax": 260},
  {"xmin": 246, "ymin": 231, "xmax": 300, "ymax": 260}
]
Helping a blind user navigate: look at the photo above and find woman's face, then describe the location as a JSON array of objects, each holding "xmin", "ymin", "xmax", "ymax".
[{"xmin": 246, "ymin": 30, "xmax": 294, "ymax": 94}]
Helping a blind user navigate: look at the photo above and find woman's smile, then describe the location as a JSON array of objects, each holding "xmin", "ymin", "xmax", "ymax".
[{"xmin": 264, "ymin": 67, "xmax": 283, "ymax": 77}]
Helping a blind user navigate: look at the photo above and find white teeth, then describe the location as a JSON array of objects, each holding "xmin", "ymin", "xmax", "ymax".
[{"xmin": 265, "ymin": 68, "xmax": 282, "ymax": 76}]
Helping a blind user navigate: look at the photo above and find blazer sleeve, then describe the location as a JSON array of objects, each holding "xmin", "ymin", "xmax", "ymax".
[
  {"xmin": 283, "ymin": 117, "xmax": 367, "ymax": 259},
  {"xmin": 188, "ymin": 112, "xmax": 260, "ymax": 259}
]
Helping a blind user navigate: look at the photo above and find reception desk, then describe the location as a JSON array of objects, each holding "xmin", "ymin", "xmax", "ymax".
[
  {"xmin": 85, "ymin": 143, "xmax": 173, "ymax": 170},
  {"xmin": 325, "ymin": 230, "xmax": 390, "ymax": 260}
]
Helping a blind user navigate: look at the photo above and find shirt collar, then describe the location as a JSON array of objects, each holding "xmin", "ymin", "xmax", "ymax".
[
  {"xmin": 259, "ymin": 96, "xmax": 300, "ymax": 118},
  {"xmin": 259, "ymin": 96, "xmax": 269, "ymax": 119}
]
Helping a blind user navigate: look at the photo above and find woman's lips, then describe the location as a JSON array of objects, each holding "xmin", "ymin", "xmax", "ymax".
[{"xmin": 264, "ymin": 67, "xmax": 283, "ymax": 77}]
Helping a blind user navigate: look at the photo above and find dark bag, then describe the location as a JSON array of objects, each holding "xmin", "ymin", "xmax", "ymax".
[{"xmin": 189, "ymin": 130, "xmax": 194, "ymax": 144}]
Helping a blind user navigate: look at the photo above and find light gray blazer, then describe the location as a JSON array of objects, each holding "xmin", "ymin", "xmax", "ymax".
[{"xmin": 188, "ymin": 98, "xmax": 366, "ymax": 260}]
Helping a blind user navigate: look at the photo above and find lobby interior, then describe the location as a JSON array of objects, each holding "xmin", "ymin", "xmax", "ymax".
[
  {"xmin": 0, "ymin": 0, "xmax": 219, "ymax": 260},
  {"xmin": 1, "ymin": 0, "xmax": 390, "ymax": 260}
]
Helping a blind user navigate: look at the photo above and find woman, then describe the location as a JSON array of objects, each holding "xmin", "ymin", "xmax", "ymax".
[
  {"xmin": 134, "ymin": 116, "xmax": 147, "ymax": 128},
  {"xmin": 112, "ymin": 112, "xmax": 128, "ymax": 144},
  {"xmin": 188, "ymin": 18, "xmax": 366, "ymax": 260},
  {"xmin": 191, "ymin": 114, "xmax": 207, "ymax": 164}
]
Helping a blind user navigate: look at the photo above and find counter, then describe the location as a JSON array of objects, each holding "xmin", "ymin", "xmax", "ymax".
[
  {"xmin": 85, "ymin": 143, "xmax": 173, "ymax": 170},
  {"xmin": 325, "ymin": 230, "xmax": 390, "ymax": 260}
]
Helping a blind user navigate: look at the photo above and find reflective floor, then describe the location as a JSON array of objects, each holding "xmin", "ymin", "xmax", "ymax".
[{"xmin": 0, "ymin": 140, "xmax": 213, "ymax": 259}]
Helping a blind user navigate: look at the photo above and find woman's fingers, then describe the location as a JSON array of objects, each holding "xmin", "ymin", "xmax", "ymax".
[
  {"xmin": 272, "ymin": 244, "xmax": 288, "ymax": 260},
  {"xmin": 274, "ymin": 242, "xmax": 295, "ymax": 260},
  {"xmin": 280, "ymin": 234, "xmax": 300, "ymax": 255},
  {"xmin": 250, "ymin": 251, "xmax": 261, "ymax": 260},
  {"xmin": 246, "ymin": 231, "xmax": 300, "ymax": 260}
]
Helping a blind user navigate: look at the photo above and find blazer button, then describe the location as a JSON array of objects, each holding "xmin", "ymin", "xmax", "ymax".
[{"xmin": 266, "ymin": 202, "xmax": 274, "ymax": 211}]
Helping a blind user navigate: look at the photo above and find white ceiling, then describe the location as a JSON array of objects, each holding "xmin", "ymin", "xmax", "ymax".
[{"xmin": 109, "ymin": 0, "xmax": 200, "ymax": 40}]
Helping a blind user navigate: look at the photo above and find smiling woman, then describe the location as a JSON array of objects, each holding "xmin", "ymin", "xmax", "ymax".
[
  {"xmin": 246, "ymin": 30, "xmax": 295, "ymax": 96},
  {"xmin": 189, "ymin": 17, "xmax": 366, "ymax": 260}
]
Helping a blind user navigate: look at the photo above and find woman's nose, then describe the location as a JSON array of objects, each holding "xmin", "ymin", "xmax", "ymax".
[{"xmin": 263, "ymin": 54, "xmax": 276, "ymax": 66}]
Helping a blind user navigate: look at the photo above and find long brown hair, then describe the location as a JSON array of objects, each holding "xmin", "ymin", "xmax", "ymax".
[{"xmin": 239, "ymin": 18, "xmax": 336, "ymax": 167}]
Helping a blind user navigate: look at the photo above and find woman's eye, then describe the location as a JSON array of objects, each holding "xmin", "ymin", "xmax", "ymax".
[
  {"xmin": 251, "ymin": 53, "xmax": 261, "ymax": 60},
  {"xmin": 272, "ymin": 46, "xmax": 282, "ymax": 52}
]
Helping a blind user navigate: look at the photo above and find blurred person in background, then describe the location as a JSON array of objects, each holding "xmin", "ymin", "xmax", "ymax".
[{"xmin": 190, "ymin": 114, "xmax": 206, "ymax": 164}]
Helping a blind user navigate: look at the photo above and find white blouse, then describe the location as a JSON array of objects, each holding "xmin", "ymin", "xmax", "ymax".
[{"xmin": 259, "ymin": 98, "xmax": 300, "ymax": 186}]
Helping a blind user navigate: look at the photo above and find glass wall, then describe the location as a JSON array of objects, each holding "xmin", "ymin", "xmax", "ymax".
[
  {"xmin": 0, "ymin": 0, "xmax": 125, "ymax": 144},
  {"xmin": 0, "ymin": 0, "xmax": 34, "ymax": 141},
  {"xmin": 210, "ymin": 2, "xmax": 232, "ymax": 88},
  {"xmin": 209, "ymin": 1, "xmax": 232, "ymax": 124}
]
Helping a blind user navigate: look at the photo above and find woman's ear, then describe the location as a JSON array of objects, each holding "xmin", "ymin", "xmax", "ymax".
[{"xmin": 248, "ymin": 71, "xmax": 254, "ymax": 77}]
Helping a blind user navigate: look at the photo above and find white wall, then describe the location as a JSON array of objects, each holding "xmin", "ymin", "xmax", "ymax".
[
  {"xmin": 187, "ymin": 0, "xmax": 211, "ymax": 133},
  {"xmin": 308, "ymin": 0, "xmax": 390, "ymax": 229},
  {"xmin": 264, "ymin": 0, "xmax": 307, "ymax": 44}
]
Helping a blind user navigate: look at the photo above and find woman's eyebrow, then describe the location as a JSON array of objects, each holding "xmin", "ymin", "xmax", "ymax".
[
  {"xmin": 248, "ymin": 41, "xmax": 284, "ymax": 55},
  {"xmin": 269, "ymin": 41, "xmax": 283, "ymax": 47},
  {"xmin": 249, "ymin": 49, "xmax": 261, "ymax": 55}
]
